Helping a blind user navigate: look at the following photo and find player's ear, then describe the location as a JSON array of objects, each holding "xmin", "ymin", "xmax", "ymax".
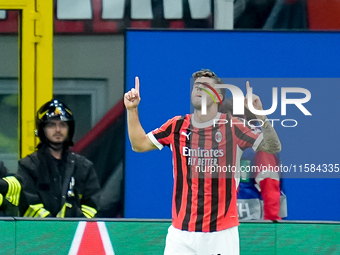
[{"xmin": 218, "ymin": 93, "xmax": 224, "ymax": 102}]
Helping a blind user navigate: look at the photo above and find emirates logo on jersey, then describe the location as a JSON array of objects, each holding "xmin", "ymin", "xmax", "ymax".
[
  {"xmin": 182, "ymin": 147, "xmax": 224, "ymax": 157},
  {"xmin": 215, "ymin": 130, "xmax": 222, "ymax": 143}
]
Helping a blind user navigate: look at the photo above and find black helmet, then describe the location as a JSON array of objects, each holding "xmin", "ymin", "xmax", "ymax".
[{"xmin": 36, "ymin": 99, "xmax": 75, "ymax": 147}]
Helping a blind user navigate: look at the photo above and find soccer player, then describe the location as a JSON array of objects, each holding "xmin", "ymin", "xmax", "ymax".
[{"xmin": 124, "ymin": 69, "xmax": 281, "ymax": 255}]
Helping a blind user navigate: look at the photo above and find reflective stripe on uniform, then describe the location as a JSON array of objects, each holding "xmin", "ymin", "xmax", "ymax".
[
  {"xmin": 0, "ymin": 193, "xmax": 3, "ymax": 207},
  {"xmin": 24, "ymin": 204, "xmax": 50, "ymax": 218},
  {"xmin": 56, "ymin": 203, "xmax": 67, "ymax": 218},
  {"xmin": 81, "ymin": 205, "xmax": 97, "ymax": 218},
  {"xmin": 3, "ymin": 176, "xmax": 21, "ymax": 206}
]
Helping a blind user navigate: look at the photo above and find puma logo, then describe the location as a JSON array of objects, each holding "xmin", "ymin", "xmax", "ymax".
[{"xmin": 181, "ymin": 131, "xmax": 191, "ymax": 140}]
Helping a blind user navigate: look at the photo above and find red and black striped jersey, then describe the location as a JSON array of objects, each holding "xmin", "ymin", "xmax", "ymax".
[{"xmin": 147, "ymin": 112, "xmax": 262, "ymax": 232}]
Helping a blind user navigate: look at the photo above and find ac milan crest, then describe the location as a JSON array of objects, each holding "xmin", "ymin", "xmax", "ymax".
[{"xmin": 215, "ymin": 130, "xmax": 222, "ymax": 143}]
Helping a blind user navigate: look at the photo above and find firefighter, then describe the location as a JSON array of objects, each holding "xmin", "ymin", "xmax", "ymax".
[{"xmin": 17, "ymin": 99, "xmax": 100, "ymax": 218}]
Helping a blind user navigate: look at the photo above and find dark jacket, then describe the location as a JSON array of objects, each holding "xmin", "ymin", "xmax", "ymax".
[
  {"xmin": 0, "ymin": 161, "xmax": 20, "ymax": 216},
  {"xmin": 17, "ymin": 147, "xmax": 100, "ymax": 218}
]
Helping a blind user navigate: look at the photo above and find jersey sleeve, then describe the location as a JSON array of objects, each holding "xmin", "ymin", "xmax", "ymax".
[
  {"xmin": 254, "ymin": 151, "xmax": 282, "ymax": 220},
  {"xmin": 146, "ymin": 116, "xmax": 179, "ymax": 150},
  {"xmin": 232, "ymin": 117, "xmax": 263, "ymax": 151}
]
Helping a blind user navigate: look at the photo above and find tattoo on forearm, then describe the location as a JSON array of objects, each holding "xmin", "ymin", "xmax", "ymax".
[{"xmin": 257, "ymin": 117, "xmax": 282, "ymax": 154}]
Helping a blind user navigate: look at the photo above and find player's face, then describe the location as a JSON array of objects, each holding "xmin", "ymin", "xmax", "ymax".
[
  {"xmin": 191, "ymin": 77, "xmax": 217, "ymax": 110},
  {"xmin": 44, "ymin": 120, "xmax": 69, "ymax": 144}
]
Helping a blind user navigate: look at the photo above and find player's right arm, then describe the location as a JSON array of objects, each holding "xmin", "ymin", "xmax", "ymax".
[{"xmin": 124, "ymin": 76, "xmax": 157, "ymax": 152}]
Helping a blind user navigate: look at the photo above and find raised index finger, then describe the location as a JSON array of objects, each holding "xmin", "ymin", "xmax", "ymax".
[
  {"xmin": 135, "ymin": 76, "xmax": 140, "ymax": 94},
  {"xmin": 246, "ymin": 81, "xmax": 251, "ymax": 92}
]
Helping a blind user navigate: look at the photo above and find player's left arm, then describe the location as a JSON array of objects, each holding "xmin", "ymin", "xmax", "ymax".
[
  {"xmin": 254, "ymin": 151, "xmax": 281, "ymax": 220},
  {"xmin": 255, "ymin": 116, "xmax": 281, "ymax": 154},
  {"xmin": 245, "ymin": 81, "xmax": 281, "ymax": 154}
]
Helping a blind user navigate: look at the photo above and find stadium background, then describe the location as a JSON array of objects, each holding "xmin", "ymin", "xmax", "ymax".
[{"xmin": 0, "ymin": 0, "xmax": 340, "ymax": 254}]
